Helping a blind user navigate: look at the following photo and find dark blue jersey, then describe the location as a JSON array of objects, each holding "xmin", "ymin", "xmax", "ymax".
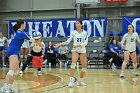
[{"xmin": 6, "ymin": 30, "xmax": 31, "ymax": 57}]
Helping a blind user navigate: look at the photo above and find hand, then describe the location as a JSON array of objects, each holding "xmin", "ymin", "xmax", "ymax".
[
  {"xmin": 54, "ymin": 42, "xmax": 65, "ymax": 48},
  {"xmin": 53, "ymin": 44, "xmax": 59, "ymax": 48},
  {"xmin": 28, "ymin": 54, "xmax": 31, "ymax": 56},
  {"xmin": 121, "ymin": 44, "xmax": 125, "ymax": 49},
  {"xmin": 73, "ymin": 45, "xmax": 81, "ymax": 48}
]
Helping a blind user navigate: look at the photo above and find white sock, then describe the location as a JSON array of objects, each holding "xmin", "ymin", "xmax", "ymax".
[
  {"xmin": 121, "ymin": 61, "xmax": 127, "ymax": 71},
  {"xmin": 109, "ymin": 58, "xmax": 113, "ymax": 63}
]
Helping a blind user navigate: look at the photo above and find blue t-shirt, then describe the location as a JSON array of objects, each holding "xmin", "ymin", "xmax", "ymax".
[
  {"xmin": 6, "ymin": 30, "xmax": 31, "ymax": 57},
  {"xmin": 109, "ymin": 44, "xmax": 121, "ymax": 53},
  {"xmin": 45, "ymin": 46, "xmax": 56, "ymax": 56}
]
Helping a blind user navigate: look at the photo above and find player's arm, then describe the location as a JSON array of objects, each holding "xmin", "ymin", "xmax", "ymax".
[
  {"xmin": 19, "ymin": 31, "xmax": 35, "ymax": 42},
  {"xmin": 54, "ymin": 31, "xmax": 74, "ymax": 48},
  {"xmin": 120, "ymin": 34, "xmax": 126, "ymax": 49},
  {"xmin": 63, "ymin": 31, "xmax": 73, "ymax": 45},
  {"xmin": 136, "ymin": 32, "xmax": 140, "ymax": 43}
]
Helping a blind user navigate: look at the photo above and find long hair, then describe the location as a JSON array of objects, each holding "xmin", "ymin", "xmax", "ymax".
[
  {"xmin": 76, "ymin": 20, "xmax": 83, "ymax": 29},
  {"xmin": 111, "ymin": 38, "xmax": 118, "ymax": 46},
  {"xmin": 131, "ymin": 25, "xmax": 135, "ymax": 33},
  {"xmin": 13, "ymin": 19, "xmax": 24, "ymax": 32},
  {"xmin": 48, "ymin": 41, "xmax": 53, "ymax": 50}
]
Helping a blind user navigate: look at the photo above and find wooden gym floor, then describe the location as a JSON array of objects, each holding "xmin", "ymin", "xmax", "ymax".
[{"xmin": 0, "ymin": 68, "xmax": 140, "ymax": 93}]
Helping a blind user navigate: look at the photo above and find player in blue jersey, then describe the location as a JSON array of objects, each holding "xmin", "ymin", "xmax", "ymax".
[{"xmin": 0, "ymin": 19, "xmax": 35, "ymax": 93}]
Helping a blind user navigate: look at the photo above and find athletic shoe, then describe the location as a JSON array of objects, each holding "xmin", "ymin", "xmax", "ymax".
[
  {"xmin": 19, "ymin": 71, "xmax": 23, "ymax": 74},
  {"xmin": 37, "ymin": 71, "xmax": 42, "ymax": 75},
  {"xmin": 68, "ymin": 77, "xmax": 75, "ymax": 87},
  {"xmin": 0, "ymin": 86, "xmax": 10, "ymax": 93},
  {"xmin": 120, "ymin": 73, "xmax": 124, "ymax": 78},
  {"xmin": 112, "ymin": 63, "xmax": 117, "ymax": 71}
]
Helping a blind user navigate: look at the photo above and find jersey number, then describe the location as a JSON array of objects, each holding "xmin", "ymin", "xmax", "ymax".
[{"xmin": 77, "ymin": 38, "xmax": 82, "ymax": 42}]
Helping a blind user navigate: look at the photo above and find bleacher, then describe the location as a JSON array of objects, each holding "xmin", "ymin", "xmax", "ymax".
[{"xmin": 43, "ymin": 37, "xmax": 110, "ymax": 69}]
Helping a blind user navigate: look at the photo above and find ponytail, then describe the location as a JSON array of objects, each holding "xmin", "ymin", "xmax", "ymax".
[
  {"xmin": 13, "ymin": 24, "xmax": 19, "ymax": 32},
  {"xmin": 13, "ymin": 19, "xmax": 24, "ymax": 32}
]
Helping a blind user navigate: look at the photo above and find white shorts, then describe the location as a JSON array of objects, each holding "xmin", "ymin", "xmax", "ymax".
[
  {"xmin": 71, "ymin": 47, "xmax": 86, "ymax": 53},
  {"xmin": 21, "ymin": 40, "xmax": 29, "ymax": 48}
]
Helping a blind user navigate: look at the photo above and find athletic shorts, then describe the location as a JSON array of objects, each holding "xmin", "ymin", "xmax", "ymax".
[
  {"xmin": 0, "ymin": 46, "xmax": 5, "ymax": 51},
  {"xmin": 71, "ymin": 47, "xmax": 86, "ymax": 53}
]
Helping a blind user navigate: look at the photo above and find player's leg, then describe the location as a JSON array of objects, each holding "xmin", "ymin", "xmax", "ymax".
[
  {"xmin": 77, "ymin": 53, "xmax": 87, "ymax": 86},
  {"xmin": 130, "ymin": 52, "xmax": 139, "ymax": 76},
  {"xmin": 120, "ymin": 51, "xmax": 130, "ymax": 78},
  {"xmin": 68, "ymin": 52, "xmax": 79, "ymax": 87},
  {"xmin": 1, "ymin": 55, "xmax": 19, "ymax": 93}
]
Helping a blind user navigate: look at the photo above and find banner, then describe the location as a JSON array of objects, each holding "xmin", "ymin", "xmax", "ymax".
[
  {"xmin": 122, "ymin": 16, "xmax": 140, "ymax": 35},
  {"xmin": 9, "ymin": 18, "xmax": 107, "ymax": 37}
]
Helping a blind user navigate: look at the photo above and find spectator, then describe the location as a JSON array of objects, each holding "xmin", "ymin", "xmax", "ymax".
[
  {"xmin": 0, "ymin": 32, "xmax": 8, "ymax": 67},
  {"xmin": 109, "ymin": 39, "xmax": 122, "ymax": 70},
  {"xmin": 45, "ymin": 41, "xmax": 57, "ymax": 67},
  {"xmin": 58, "ymin": 42, "xmax": 69, "ymax": 60}
]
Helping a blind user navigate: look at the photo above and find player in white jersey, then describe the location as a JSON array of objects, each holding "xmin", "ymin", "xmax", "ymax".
[
  {"xmin": 19, "ymin": 31, "xmax": 45, "ymax": 75},
  {"xmin": 120, "ymin": 25, "xmax": 140, "ymax": 78},
  {"xmin": 0, "ymin": 32, "xmax": 8, "ymax": 67},
  {"xmin": 55, "ymin": 20, "xmax": 88, "ymax": 87}
]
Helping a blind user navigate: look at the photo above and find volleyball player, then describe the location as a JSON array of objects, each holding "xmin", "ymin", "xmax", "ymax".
[
  {"xmin": 55, "ymin": 20, "xmax": 88, "ymax": 87},
  {"xmin": 0, "ymin": 19, "xmax": 35, "ymax": 93},
  {"xmin": 120, "ymin": 25, "xmax": 140, "ymax": 78},
  {"xmin": 19, "ymin": 31, "xmax": 45, "ymax": 75},
  {"xmin": 0, "ymin": 32, "xmax": 8, "ymax": 67}
]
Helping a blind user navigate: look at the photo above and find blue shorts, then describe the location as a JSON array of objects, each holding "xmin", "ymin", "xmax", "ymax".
[
  {"xmin": 0, "ymin": 46, "xmax": 5, "ymax": 51},
  {"xmin": 6, "ymin": 47, "xmax": 19, "ymax": 57}
]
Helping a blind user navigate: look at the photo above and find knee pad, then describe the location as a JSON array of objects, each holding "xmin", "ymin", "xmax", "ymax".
[
  {"xmin": 71, "ymin": 63, "xmax": 76, "ymax": 69},
  {"xmin": 7, "ymin": 70, "xmax": 14, "ymax": 77},
  {"xmin": 20, "ymin": 55, "xmax": 24, "ymax": 59},
  {"xmin": 81, "ymin": 68, "xmax": 87, "ymax": 72}
]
